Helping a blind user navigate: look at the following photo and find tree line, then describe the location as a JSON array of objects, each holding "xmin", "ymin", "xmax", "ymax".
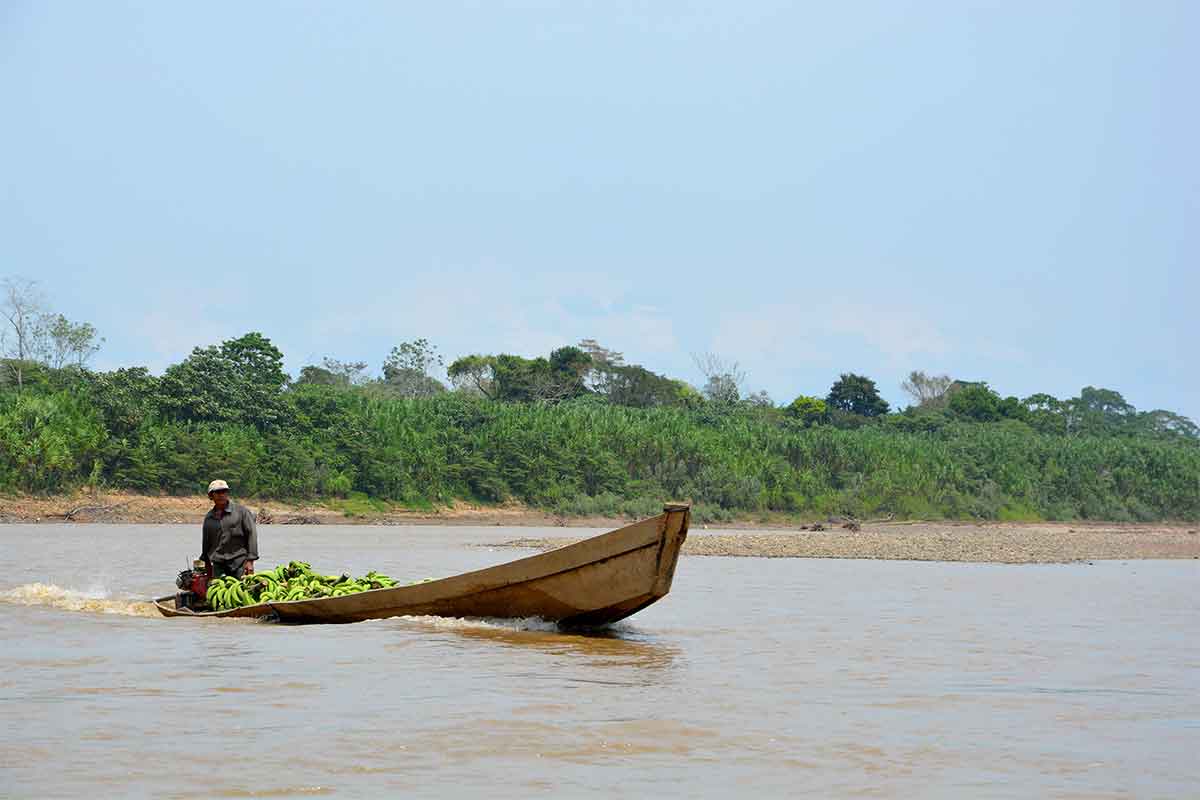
[{"xmin": 1, "ymin": 277, "xmax": 1196, "ymax": 521}]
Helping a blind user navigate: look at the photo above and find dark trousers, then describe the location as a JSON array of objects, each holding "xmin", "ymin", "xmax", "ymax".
[{"xmin": 211, "ymin": 557, "xmax": 247, "ymax": 578}]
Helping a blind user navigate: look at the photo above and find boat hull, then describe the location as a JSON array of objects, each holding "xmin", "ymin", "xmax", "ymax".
[{"xmin": 154, "ymin": 504, "xmax": 689, "ymax": 627}]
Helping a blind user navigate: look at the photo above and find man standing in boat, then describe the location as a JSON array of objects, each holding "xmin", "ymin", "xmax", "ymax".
[{"xmin": 201, "ymin": 479, "xmax": 258, "ymax": 578}]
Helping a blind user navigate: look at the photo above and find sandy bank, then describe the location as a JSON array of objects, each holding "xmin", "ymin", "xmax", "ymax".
[
  {"xmin": 499, "ymin": 521, "xmax": 1200, "ymax": 563},
  {"xmin": 0, "ymin": 491, "xmax": 614, "ymax": 527},
  {"xmin": 2, "ymin": 491, "xmax": 1197, "ymax": 563},
  {"xmin": 0, "ymin": 491, "xmax": 900, "ymax": 530}
]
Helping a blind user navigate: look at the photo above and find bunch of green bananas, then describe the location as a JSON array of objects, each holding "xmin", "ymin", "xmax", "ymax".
[
  {"xmin": 203, "ymin": 562, "xmax": 401, "ymax": 611},
  {"xmin": 205, "ymin": 576, "xmax": 255, "ymax": 611}
]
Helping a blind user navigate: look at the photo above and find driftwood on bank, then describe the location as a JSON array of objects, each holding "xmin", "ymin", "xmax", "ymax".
[
  {"xmin": 280, "ymin": 514, "xmax": 322, "ymax": 525},
  {"xmin": 51, "ymin": 501, "xmax": 133, "ymax": 521},
  {"xmin": 794, "ymin": 514, "xmax": 894, "ymax": 533}
]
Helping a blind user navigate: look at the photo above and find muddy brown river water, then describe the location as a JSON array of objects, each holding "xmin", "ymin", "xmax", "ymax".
[{"xmin": 1, "ymin": 523, "xmax": 1197, "ymax": 798}]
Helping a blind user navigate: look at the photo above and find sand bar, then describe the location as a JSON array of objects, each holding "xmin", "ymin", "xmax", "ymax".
[{"xmin": 497, "ymin": 521, "xmax": 1200, "ymax": 563}]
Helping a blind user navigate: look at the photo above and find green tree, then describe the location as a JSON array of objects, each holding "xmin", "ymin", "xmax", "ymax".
[
  {"xmin": 1067, "ymin": 386, "xmax": 1136, "ymax": 434},
  {"xmin": 296, "ymin": 365, "xmax": 343, "ymax": 386},
  {"xmin": 382, "ymin": 339, "xmax": 446, "ymax": 398},
  {"xmin": 491, "ymin": 354, "xmax": 539, "ymax": 402},
  {"xmin": 158, "ymin": 332, "xmax": 289, "ymax": 429},
  {"xmin": 672, "ymin": 380, "xmax": 704, "ymax": 409},
  {"xmin": 45, "ymin": 315, "xmax": 104, "ymax": 369},
  {"xmin": 603, "ymin": 365, "xmax": 691, "ymax": 407},
  {"xmin": 296, "ymin": 357, "xmax": 369, "ymax": 387},
  {"xmin": 1022, "ymin": 393, "xmax": 1066, "ymax": 434},
  {"xmin": 1077, "ymin": 386, "xmax": 1135, "ymax": 419},
  {"xmin": 546, "ymin": 346, "xmax": 592, "ymax": 400},
  {"xmin": 81, "ymin": 367, "xmax": 160, "ymax": 438},
  {"xmin": 996, "ymin": 395, "xmax": 1029, "ymax": 422},
  {"xmin": 947, "ymin": 382, "xmax": 1002, "ymax": 422},
  {"xmin": 1138, "ymin": 409, "xmax": 1200, "ymax": 440},
  {"xmin": 785, "ymin": 395, "xmax": 827, "ymax": 426},
  {"xmin": 221, "ymin": 332, "xmax": 289, "ymax": 390},
  {"xmin": 448, "ymin": 354, "xmax": 498, "ymax": 398},
  {"xmin": 1022, "ymin": 393, "xmax": 1062, "ymax": 413},
  {"xmin": 826, "ymin": 373, "xmax": 889, "ymax": 417},
  {"xmin": 451, "ymin": 348, "xmax": 592, "ymax": 403}
]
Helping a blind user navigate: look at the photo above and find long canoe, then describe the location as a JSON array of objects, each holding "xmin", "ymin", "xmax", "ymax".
[{"xmin": 154, "ymin": 503, "xmax": 689, "ymax": 627}]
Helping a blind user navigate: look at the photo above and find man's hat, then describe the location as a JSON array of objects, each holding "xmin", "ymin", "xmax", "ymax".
[{"xmin": 207, "ymin": 479, "xmax": 230, "ymax": 494}]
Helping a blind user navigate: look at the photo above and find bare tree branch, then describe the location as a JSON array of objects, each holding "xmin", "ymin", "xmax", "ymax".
[
  {"xmin": 1, "ymin": 276, "xmax": 49, "ymax": 390},
  {"xmin": 691, "ymin": 352, "xmax": 745, "ymax": 404},
  {"xmin": 900, "ymin": 370, "xmax": 954, "ymax": 408}
]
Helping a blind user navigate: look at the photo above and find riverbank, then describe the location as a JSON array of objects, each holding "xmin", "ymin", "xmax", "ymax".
[
  {"xmin": 2, "ymin": 491, "xmax": 1197, "ymax": 562},
  {"xmin": 500, "ymin": 522, "xmax": 1200, "ymax": 563},
  {"xmin": 0, "ymin": 490, "xmax": 888, "ymax": 529},
  {"xmin": 0, "ymin": 491, "xmax": 604, "ymax": 527}
]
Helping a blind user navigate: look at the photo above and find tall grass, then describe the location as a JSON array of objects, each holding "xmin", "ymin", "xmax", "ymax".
[{"xmin": 1, "ymin": 390, "xmax": 1197, "ymax": 521}]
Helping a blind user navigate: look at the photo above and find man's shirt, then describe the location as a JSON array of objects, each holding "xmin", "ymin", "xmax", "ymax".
[{"xmin": 201, "ymin": 502, "xmax": 259, "ymax": 564}]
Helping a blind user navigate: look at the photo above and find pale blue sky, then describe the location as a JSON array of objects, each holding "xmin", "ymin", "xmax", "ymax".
[{"xmin": 3, "ymin": 1, "xmax": 1196, "ymax": 419}]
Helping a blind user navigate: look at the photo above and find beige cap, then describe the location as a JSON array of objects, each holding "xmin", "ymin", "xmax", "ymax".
[{"xmin": 207, "ymin": 479, "xmax": 230, "ymax": 494}]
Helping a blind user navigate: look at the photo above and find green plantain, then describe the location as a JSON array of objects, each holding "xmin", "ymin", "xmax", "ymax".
[{"xmin": 204, "ymin": 562, "xmax": 433, "ymax": 608}]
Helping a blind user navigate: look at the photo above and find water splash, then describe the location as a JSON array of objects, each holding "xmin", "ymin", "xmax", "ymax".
[{"xmin": 0, "ymin": 583, "xmax": 158, "ymax": 617}]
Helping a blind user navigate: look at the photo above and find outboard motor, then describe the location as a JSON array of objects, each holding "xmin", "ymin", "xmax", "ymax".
[{"xmin": 174, "ymin": 560, "xmax": 210, "ymax": 610}]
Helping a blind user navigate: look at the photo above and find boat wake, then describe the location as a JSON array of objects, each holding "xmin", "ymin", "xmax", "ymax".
[
  {"xmin": 384, "ymin": 614, "xmax": 641, "ymax": 636},
  {"xmin": 0, "ymin": 583, "xmax": 159, "ymax": 617},
  {"xmin": 386, "ymin": 614, "xmax": 562, "ymax": 632}
]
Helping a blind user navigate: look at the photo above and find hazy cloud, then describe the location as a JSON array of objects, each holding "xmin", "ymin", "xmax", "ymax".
[
  {"xmin": 305, "ymin": 264, "xmax": 676, "ymax": 358},
  {"xmin": 711, "ymin": 302, "xmax": 949, "ymax": 369}
]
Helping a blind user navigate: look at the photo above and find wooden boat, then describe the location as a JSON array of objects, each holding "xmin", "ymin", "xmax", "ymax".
[{"xmin": 153, "ymin": 503, "xmax": 689, "ymax": 627}]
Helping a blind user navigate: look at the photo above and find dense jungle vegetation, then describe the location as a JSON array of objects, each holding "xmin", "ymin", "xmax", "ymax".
[{"xmin": 1, "ymin": 285, "xmax": 1197, "ymax": 523}]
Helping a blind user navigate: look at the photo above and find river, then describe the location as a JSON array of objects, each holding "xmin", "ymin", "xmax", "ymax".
[{"xmin": 1, "ymin": 523, "xmax": 1196, "ymax": 798}]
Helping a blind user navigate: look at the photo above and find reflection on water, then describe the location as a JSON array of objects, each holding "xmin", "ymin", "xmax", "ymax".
[
  {"xmin": 402, "ymin": 716, "xmax": 725, "ymax": 764},
  {"xmin": 391, "ymin": 615, "xmax": 682, "ymax": 675},
  {"xmin": 0, "ymin": 524, "xmax": 1197, "ymax": 799}
]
